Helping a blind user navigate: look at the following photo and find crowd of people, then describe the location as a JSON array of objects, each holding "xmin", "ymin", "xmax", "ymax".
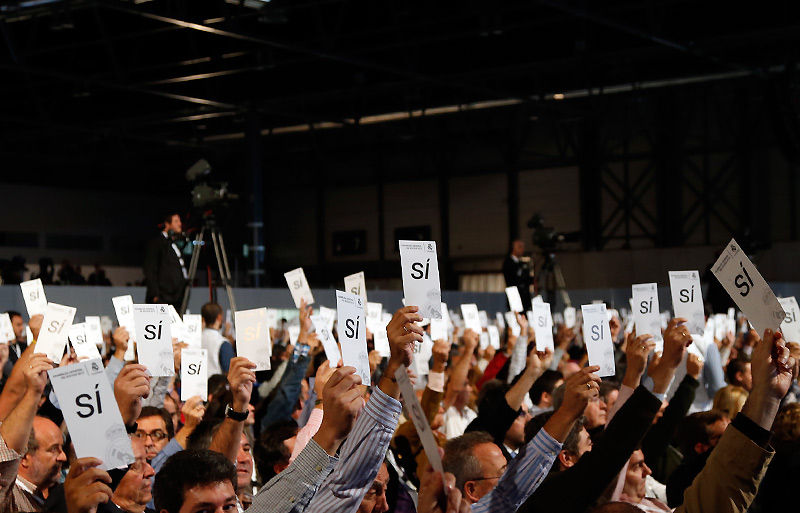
[{"xmin": 1, "ymin": 277, "xmax": 799, "ymax": 513}]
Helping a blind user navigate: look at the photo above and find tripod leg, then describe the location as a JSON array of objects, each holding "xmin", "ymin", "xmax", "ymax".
[
  {"xmin": 180, "ymin": 228, "xmax": 205, "ymax": 315},
  {"xmin": 211, "ymin": 229, "xmax": 237, "ymax": 313},
  {"xmin": 553, "ymin": 262, "xmax": 572, "ymax": 309}
]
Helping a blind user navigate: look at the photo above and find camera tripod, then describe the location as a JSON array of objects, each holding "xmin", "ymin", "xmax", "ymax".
[
  {"xmin": 538, "ymin": 251, "xmax": 572, "ymax": 309},
  {"xmin": 179, "ymin": 216, "xmax": 237, "ymax": 315}
]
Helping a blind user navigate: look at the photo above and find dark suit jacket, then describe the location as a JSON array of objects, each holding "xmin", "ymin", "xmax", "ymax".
[
  {"xmin": 502, "ymin": 255, "xmax": 532, "ymax": 310},
  {"xmin": 517, "ymin": 385, "xmax": 662, "ymax": 513},
  {"xmin": 143, "ymin": 234, "xmax": 187, "ymax": 305}
]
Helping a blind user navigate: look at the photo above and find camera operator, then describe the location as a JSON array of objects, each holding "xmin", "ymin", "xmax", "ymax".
[
  {"xmin": 503, "ymin": 239, "xmax": 533, "ymax": 311},
  {"xmin": 144, "ymin": 213, "xmax": 189, "ymax": 311}
]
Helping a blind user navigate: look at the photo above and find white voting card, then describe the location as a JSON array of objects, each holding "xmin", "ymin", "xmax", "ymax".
[
  {"xmin": 532, "ymin": 302, "xmax": 555, "ymax": 352},
  {"xmin": 504, "ymin": 311, "xmax": 521, "ymax": 337},
  {"xmin": 374, "ymin": 312, "xmax": 392, "ymax": 358},
  {"xmin": 712, "ymin": 239, "xmax": 785, "ymax": 335},
  {"xmin": 461, "ymin": 304, "xmax": 481, "ymax": 333},
  {"xmin": 181, "ymin": 348, "xmax": 208, "ymax": 401},
  {"xmin": 183, "ymin": 314, "xmax": 202, "ymax": 347},
  {"xmin": 85, "ymin": 316, "xmax": 104, "ymax": 347},
  {"xmin": 399, "ymin": 240, "xmax": 442, "ymax": 319},
  {"xmin": 284, "ymin": 267, "xmax": 315, "ymax": 307},
  {"xmin": 132, "ymin": 304, "xmax": 175, "ymax": 376},
  {"xmin": 395, "ymin": 365, "xmax": 443, "ymax": 473},
  {"xmin": 505, "ymin": 286, "xmax": 524, "ymax": 312},
  {"xmin": 632, "ymin": 283, "xmax": 663, "ymax": 352},
  {"xmin": 69, "ymin": 323, "xmax": 101, "ymax": 360},
  {"xmin": 166, "ymin": 305, "xmax": 185, "ymax": 342},
  {"xmin": 564, "ymin": 307, "xmax": 577, "ymax": 329},
  {"xmin": 0, "ymin": 313, "xmax": 14, "ymax": 343},
  {"xmin": 344, "ymin": 271, "xmax": 368, "ymax": 304},
  {"xmin": 336, "ymin": 290, "xmax": 370, "ymax": 385},
  {"xmin": 20, "ymin": 278, "xmax": 47, "ymax": 317},
  {"xmin": 36, "ymin": 302, "xmax": 77, "ymax": 363},
  {"xmin": 478, "ymin": 310, "xmax": 489, "ymax": 328},
  {"xmin": 581, "ymin": 303, "xmax": 616, "ymax": 377},
  {"xmin": 779, "ymin": 297, "xmax": 800, "ymax": 343},
  {"xmin": 112, "ymin": 295, "xmax": 137, "ymax": 361},
  {"xmin": 234, "ymin": 308, "xmax": 272, "ymax": 371},
  {"xmin": 49, "ymin": 359, "xmax": 134, "ymax": 470},
  {"xmin": 487, "ymin": 325, "xmax": 501, "ymax": 349},
  {"xmin": 668, "ymin": 271, "xmax": 706, "ymax": 335},
  {"xmin": 312, "ymin": 312, "xmax": 341, "ymax": 363}
]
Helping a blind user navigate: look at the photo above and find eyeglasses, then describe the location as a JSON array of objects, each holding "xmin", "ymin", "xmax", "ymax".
[{"xmin": 132, "ymin": 430, "xmax": 168, "ymax": 442}]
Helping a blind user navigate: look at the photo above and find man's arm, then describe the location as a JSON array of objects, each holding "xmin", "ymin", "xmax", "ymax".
[
  {"xmin": 444, "ymin": 332, "xmax": 477, "ymax": 407},
  {"xmin": 0, "ymin": 315, "xmax": 43, "ymax": 421},
  {"xmin": 473, "ymin": 366, "xmax": 601, "ymax": 513},
  {"xmin": 306, "ymin": 306, "xmax": 419, "ymax": 513},
  {"xmin": 676, "ymin": 329, "xmax": 794, "ymax": 513},
  {"xmin": 209, "ymin": 357, "xmax": 256, "ymax": 462},
  {"xmin": 249, "ymin": 364, "xmax": 366, "ymax": 513},
  {"xmin": 259, "ymin": 353, "xmax": 310, "ymax": 431},
  {"xmin": 518, "ymin": 318, "xmax": 691, "ymax": 513}
]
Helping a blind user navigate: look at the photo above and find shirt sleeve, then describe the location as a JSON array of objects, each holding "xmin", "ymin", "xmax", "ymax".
[
  {"xmin": 219, "ymin": 341, "xmax": 235, "ymax": 374},
  {"xmin": 105, "ymin": 356, "xmax": 125, "ymax": 387},
  {"xmin": 0, "ymin": 433, "xmax": 22, "ymax": 505},
  {"xmin": 306, "ymin": 387, "xmax": 402, "ymax": 513},
  {"xmin": 290, "ymin": 408, "xmax": 324, "ymax": 463},
  {"xmin": 472, "ymin": 428, "xmax": 561, "ymax": 513},
  {"xmin": 249, "ymin": 439, "xmax": 338, "ymax": 513},
  {"xmin": 151, "ymin": 437, "xmax": 183, "ymax": 474}
]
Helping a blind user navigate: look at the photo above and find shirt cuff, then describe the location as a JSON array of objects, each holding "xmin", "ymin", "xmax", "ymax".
[
  {"xmin": 733, "ymin": 412, "xmax": 772, "ymax": 449},
  {"xmin": 364, "ymin": 386, "xmax": 402, "ymax": 428},
  {"xmin": 427, "ymin": 372, "xmax": 445, "ymax": 393},
  {"xmin": 534, "ymin": 425, "xmax": 563, "ymax": 454},
  {"xmin": 297, "ymin": 438, "xmax": 338, "ymax": 474},
  {"xmin": 0, "ymin": 433, "xmax": 21, "ymax": 461},
  {"xmin": 652, "ymin": 392, "xmax": 667, "ymax": 402}
]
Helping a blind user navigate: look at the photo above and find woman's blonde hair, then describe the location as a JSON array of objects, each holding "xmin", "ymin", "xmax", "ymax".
[{"xmin": 712, "ymin": 385, "xmax": 748, "ymax": 419}]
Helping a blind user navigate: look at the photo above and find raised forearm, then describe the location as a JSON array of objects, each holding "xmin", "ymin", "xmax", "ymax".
[{"xmin": 0, "ymin": 388, "xmax": 40, "ymax": 452}]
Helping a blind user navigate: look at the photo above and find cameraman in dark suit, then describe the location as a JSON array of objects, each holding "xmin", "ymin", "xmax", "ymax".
[
  {"xmin": 144, "ymin": 213, "xmax": 188, "ymax": 311},
  {"xmin": 502, "ymin": 239, "xmax": 533, "ymax": 311}
]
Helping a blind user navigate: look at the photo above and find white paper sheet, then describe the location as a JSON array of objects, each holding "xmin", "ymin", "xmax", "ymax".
[
  {"xmin": 581, "ymin": 303, "xmax": 616, "ymax": 377},
  {"xmin": 336, "ymin": 290, "xmax": 370, "ymax": 385},
  {"xmin": 398, "ymin": 240, "xmax": 442, "ymax": 319},
  {"xmin": 284, "ymin": 267, "xmax": 315, "ymax": 307},
  {"xmin": 234, "ymin": 308, "xmax": 272, "ymax": 371},
  {"xmin": 668, "ymin": 271, "xmax": 706, "ymax": 335},
  {"xmin": 20, "ymin": 278, "xmax": 47, "ymax": 317},
  {"xmin": 48, "ymin": 359, "xmax": 134, "ymax": 470},
  {"xmin": 35, "ymin": 302, "xmax": 77, "ymax": 363},
  {"xmin": 132, "ymin": 304, "xmax": 175, "ymax": 376},
  {"xmin": 181, "ymin": 348, "xmax": 208, "ymax": 401}
]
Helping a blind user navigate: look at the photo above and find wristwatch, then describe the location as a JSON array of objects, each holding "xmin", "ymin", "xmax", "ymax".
[{"xmin": 225, "ymin": 403, "xmax": 249, "ymax": 422}]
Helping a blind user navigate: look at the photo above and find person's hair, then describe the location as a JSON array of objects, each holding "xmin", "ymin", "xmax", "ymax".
[
  {"xmin": 773, "ymin": 403, "xmax": 800, "ymax": 444},
  {"xmin": 475, "ymin": 379, "xmax": 507, "ymax": 414},
  {"xmin": 442, "ymin": 431, "xmax": 495, "ymax": 491},
  {"xmin": 153, "ymin": 449, "xmax": 236, "ymax": 513},
  {"xmin": 677, "ymin": 410, "xmax": 726, "ymax": 455},
  {"xmin": 525, "ymin": 412, "xmax": 585, "ymax": 458},
  {"xmin": 529, "ymin": 370, "xmax": 563, "ymax": 406},
  {"xmin": 253, "ymin": 419, "xmax": 298, "ymax": 482},
  {"xmin": 725, "ymin": 359, "xmax": 750, "ymax": 386},
  {"xmin": 6, "ymin": 310, "xmax": 22, "ymax": 322},
  {"xmin": 187, "ymin": 419, "xmax": 224, "ymax": 450},
  {"xmin": 25, "ymin": 427, "xmax": 39, "ymax": 456},
  {"xmin": 551, "ymin": 382, "xmax": 566, "ymax": 411},
  {"xmin": 598, "ymin": 381, "xmax": 620, "ymax": 403},
  {"xmin": 712, "ymin": 385, "xmax": 748, "ymax": 419},
  {"xmin": 139, "ymin": 406, "xmax": 175, "ymax": 440},
  {"xmin": 201, "ymin": 303, "xmax": 223, "ymax": 327},
  {"xmin": 208, "ymin": 374, "xmax": 229, "ymax": 397}
]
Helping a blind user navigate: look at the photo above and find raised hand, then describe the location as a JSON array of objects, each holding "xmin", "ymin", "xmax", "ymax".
[
  {"xmin": 650, "ymin": 318, "xmax": 692, "ymax": 393},
  {"xmin": 313, "ymin": 366, "xmax": 364, "ymax": 455},
  {"xmin": 462, "ymin": 329, "xmax": 479, "ymax": 353},
  {"xmin": 386, "ymin": 306, "xmax": 424, "ymax": 369},
  {"xmin": 25, "ymin": 352, "xmax": 54, "ymax": 396},
  {"xmin": 112, "ymin": 327, "xmax": 129, "ymax": 360},
  {"xmin": 559, "ymin": 365, "xmax": 602, "ymax": 420},
  {"xmin": 686, "ymin": 353, "xmax": 703, "ymax": 379},
  {"xmin": 28, "ymin": 313, "xmax": 43, "ymax": 341},
  {"xmin": 622, "ymin": 330, "xmax": 655, "ymax": 388},
  {"xmin": 741, "ymin": 329, "xmax": 796, "ymax": 430},
  {"xmin": 227, "ymin": 357, "xmax": 256, "ymax": 411},
  {"xmin": 182, "ymin": 395, "xmax": 206, "ymax": 430},
  {"xmin": 432, "ymin": 338, "xmax": 451, "ymax": 373},
  {"xmin": 555, "ymin": 324, "xmax": 574, "ymax": 350},
  {"xmin": 64, "ymin": 457, "xmax": 113, "ymax": 513},
  {"xmin": 113, "ymin": 364, "xmax": 150, "ymax": 426}
]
